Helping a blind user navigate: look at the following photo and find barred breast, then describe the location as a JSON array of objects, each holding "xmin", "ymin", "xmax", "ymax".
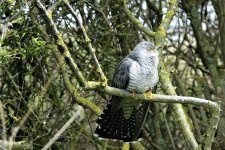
[{"xmin": 127, "ymin": 59, "xmax": 159, "ymax": 93}]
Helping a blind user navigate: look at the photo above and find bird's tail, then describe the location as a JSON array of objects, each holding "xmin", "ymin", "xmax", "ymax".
[{"xmin": 95, "ymin": 97, "xmax": 150, "ymax": 142}]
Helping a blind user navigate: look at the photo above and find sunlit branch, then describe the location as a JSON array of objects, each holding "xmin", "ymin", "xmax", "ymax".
[
  {"xmin": 7, "ymin": 62, "xmax": 60, "ymax": 150},
  {"xmin": 54, "ymin": 51, "xmax": 102, "ymax": 115},
  {"xmin": 122, "ymin": 0, "xmax": 156, "ymax": 37},
  {"xmin": 41, "ymin": 107, "xmax": 82, "ymax": 150},
  {"xmin": 35, "ymin": 0, "xmax": 87, "ymax": 87},
  {"xmin": 0, "ymin": 140, "xmax": 32, "ymax": 149},
  {"xmin": 0, "ymin": 101, "xmax": 7, "ymax": 148},
  {"xmin": 34, "ymin": 1, "xmax": 220, "ymax": 150},
  {"xmin": 121, "ymin": 0, "xmax": 200, "ymax": 148},
  {"xmin": 63, "ymin": 1, "xmax": 108, "ymax": 86},
  {"xmin": 88, "ymin": 81, "xmax": 220, "ymax": 149}
]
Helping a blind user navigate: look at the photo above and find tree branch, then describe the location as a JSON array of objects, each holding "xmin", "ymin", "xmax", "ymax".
[
  {"xmin": 122, "ymin": 0, "xmax": 156, "ymax": 37},
  {"xmin": 35, "ymin": 0, "xmax": 87, "ymax": 87},
  {"xmin": 0, "ymin": 101, "xmax": 7, "ymax": 148},
  {"xmin": 122, "ymin": 0, "xmax": 200, "ymax": 148},
  {"xmin": 155, "ymin": 0, "xmax": 178, "ymax": 45},
  {"xmin": 63, "ymin": 1, "xmax": 108, "ymax": 85},
  {"xmin": 153, "ymin": 0, "xmax": 201, "ymax": 149},
  {"xmin": 0, "ymin": 140, "xmax": 32, "ymax": 150},
  {"xmin": 41, "ymin": 106, "xmax": 83, "ymax": 150},
  {"xmin": 7, "ymin": 58, "xmax": 60, "ymax": 150},
  {"xmin": 34, "ymin": 1, "xmax": 220, "ymax": 149},
  {"xmin": 87, "ymin": 81, "xmax": 220, "ymax": 150},
  {"xmin": 54, "ymin": 51, "xmax": 102, "ymax": 116}
]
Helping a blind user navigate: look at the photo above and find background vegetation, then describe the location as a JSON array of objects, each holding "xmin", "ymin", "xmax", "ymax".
[{"xmin": 0, "ymin": 0, "xmax": 224, "ymax": 149}]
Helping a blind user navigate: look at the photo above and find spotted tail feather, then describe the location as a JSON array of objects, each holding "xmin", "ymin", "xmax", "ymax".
[{"xmin": 95, "ymin": 97, "xmax": 150, "ymax": 142}]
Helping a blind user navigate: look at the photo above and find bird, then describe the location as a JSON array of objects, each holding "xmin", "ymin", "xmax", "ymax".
[{"xmin": 95, "ymin": 41, "xmax": 159, "ymax": 142}]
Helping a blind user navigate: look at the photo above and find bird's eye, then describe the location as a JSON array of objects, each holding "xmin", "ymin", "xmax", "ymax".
[{"xmin": 148, "ymin": 46, "xmax": 157, "ymax": 51}]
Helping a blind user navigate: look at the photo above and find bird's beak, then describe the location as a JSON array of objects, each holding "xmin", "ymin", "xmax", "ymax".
[
  {"xmin": 155, "ymin": 46, "xmax": 162, "ymax": 50},
  {"xmin": 148, "ymin": 46, "xmax": 162, "ymax": 51}
]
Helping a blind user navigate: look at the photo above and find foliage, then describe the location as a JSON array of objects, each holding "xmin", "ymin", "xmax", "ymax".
[{"xmin": 0, "ymin": 0, "xmax": 224, "ymax": 149}]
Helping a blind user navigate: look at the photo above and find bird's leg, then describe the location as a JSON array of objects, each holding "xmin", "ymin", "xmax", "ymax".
[
  {"xmin": 132, "ymin": 91, "xmax": 136, "ymax": 97},
  {"xmin": 146, "ymin": 90, "xmax": 152, "ymax": 97}
]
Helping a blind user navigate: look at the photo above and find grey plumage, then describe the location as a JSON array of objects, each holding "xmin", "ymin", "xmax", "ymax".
[
  {"xmin": 126, "ymin": 42, "xmax": 159, "ymax": 92},
  {"xmin": 95, "ymin": 41, "xmax": 159, "ymax": 142}
]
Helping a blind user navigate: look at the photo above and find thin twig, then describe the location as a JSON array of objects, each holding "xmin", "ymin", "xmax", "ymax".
[
  {"xmin": 63, "ymin": 1, "xmax": 108, "ymax": 85},
  {"xmin": 41, "ymin": 107, "xmax": 82, "ymax": 150},
  {"xmin": 54, "ymin": 51, "xmax": 102, "ymax": 115},
  {"xmin": 87, "ymin": 81, "xmax": 220, "ymax": 150},
  {"xmin": 161, "ymin": 107, "xmax": 176, "ymax": 150},
  {"xmin": 0, "ymin": 140, "xmax": 31, "ymax": 149},
  {"xmin": 3, "ymin": 67, "xmax": 25, "ymax": 101},
  {"xmin": 175, "ymin": 75, "xmax": 202, "ymax": 142},
  {"xmin": 35, "ymin": 0, "xmax": 87, "ymax": 87},
  {"xmin": 0, "ymin": 101, "xmax": 7, "ymax": 149},
  {"xmin": 8, "ymin": 60, "xmax": 60, "ymax": 150},
  {"xmin": 122, "ymin": 0, "xmax": 156, "ymax": 37}
]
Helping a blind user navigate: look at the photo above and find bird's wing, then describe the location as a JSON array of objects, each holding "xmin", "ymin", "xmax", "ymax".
[
  {"xmin": 111, "ymin": 57, "xmax": 151, "ymax": 140},
  {"xmin": 110, "ymin": 57, "xmax": 134, "ymax": 115},
  {"xmin": 95, "ymin": 58, "xmax": 136, "ymax": 141},
  {"xmin": 111, "ymin": 57, "xmax": 133, "ymax": 88},
  {"xmin": 95, "ymin": 57, "xmax": 151, "ymax": 141},
  {"xmin": 111, "ymin": 57, "xmax": 150, "ymax": 140}
]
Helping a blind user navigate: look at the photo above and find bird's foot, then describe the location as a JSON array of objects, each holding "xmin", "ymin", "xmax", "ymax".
[
  {"xmin": 132, "ymin": 91, "xmax": 136, "ymax": 97},
  {"xmin": 146, "ymin": 90, "xmax": 153, "ymax": 97}
]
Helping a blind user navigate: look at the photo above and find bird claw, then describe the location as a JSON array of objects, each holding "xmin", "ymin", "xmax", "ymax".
[
  {"xmin": 146, "ymin": 90, "xmax": 152, "ymax": 97},
  {"xmin": 132, "ymin": 91, "xmax": 136, "ymax": 97}
]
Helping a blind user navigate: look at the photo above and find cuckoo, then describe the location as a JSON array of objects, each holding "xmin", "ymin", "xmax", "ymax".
[{"xmin": 95, "ymin": 41, "xmax": 159, "ymax": 142}]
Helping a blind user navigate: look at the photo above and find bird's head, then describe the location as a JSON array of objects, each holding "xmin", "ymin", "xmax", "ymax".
[{"xmin": 134, "ymin": 41, "xmax": 160, "ymax": 57}]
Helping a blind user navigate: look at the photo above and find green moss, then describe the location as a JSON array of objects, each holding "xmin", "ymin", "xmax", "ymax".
[
  {"xmin": 144, "ymin": 92, "xmax": 155, "ymax": 100},
  {"xmin": 131, "ymin": 142, "xmax": 145, "ymax": 150},
  {"xmin": 122, "ymin": 143, "xmax": 130, "ymax": 150},
  {"xmin": 159, "ymin": 64, "xmax": 176, "ymax": 95},
  {"xmin": 166, "ymin": 10, "xmax": 175, "ymax": 18},
  {"xmin": 96, "ymin": 68, "xmax": 108, "ymax": 86},
  {"xmin": 47, "ymin": 10, "xmax": 53, "ymax": 20},
  {"xmin": 56, "ymin": 34, "xmax": 64, "ymax": 46},
  {"xmin": 155, "ymin": 25, "xmax": 167, "ymax": 45},
  {"xmin": 169, "ymin": 0, "xmax": 177, "ymax": 5},
  {"xmin": 78, "ymin": 96, "xmax": 102, "ymax": 115},
  {"xmin": 158, "ymin": 25, "xmax": 166, "ymax": 37},
  {"xmin": 7, "ymin": 0, "xmax": 15, "ymax": 5}
]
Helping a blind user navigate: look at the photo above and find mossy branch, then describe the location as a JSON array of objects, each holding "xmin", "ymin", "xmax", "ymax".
[
  {"xmin": 31, "ymin": 10, "xmax": 102, "ymax": 116},
  {"xmin": 87, "ymin": 78, "xmax": 219, "ymax": 112},
  {"xmin": 122, "ymin": 142, "xmax": 130, "ymax": 150},
  {"xmin": 35, "ymin": 0, "xmax": 87, "ymax": 87},
  {"xmin": 87, "ymin": 81, "xmax": 220, "ymax": 150},
  {"xmin": 153, "ymin": 0, "xmax": 200, "ymax": 149},
  {"xmin": 54, "ymin": 52, "xmax": 102, "ymax": 116},
  {"xmin": 42, "ymin": 107, "xmax": 83, "ymax": 150},
  {"xmin": 122, "ymin": 0, "xmax": 156, "ymax": 37},
  {"xmin": 0, "ymin": 101, "xmax": 7, "ymax": 148},
  {"xmin": 180, "ymin": 2, "xmax": 222, "ymax": 149},
  {"xmin": 34, "ymin": 1, "xmax": 220, "ymax": 149},
  {"xmin": 154, "ymin": 0, "xmax": 178, "ymax": 45},
  {"xmin": 63, "ymin": 1, "xmax": 108, "ymax": 86},
  {"xmin": 118, "ymin": 0, "xmax": 218, "ymax": 149},
  {"xmin": 0, "ymin": 140, "xmax": 32, "ymax": 150},
  {"xmin": 159, "ymin": 63, "xmax": 200, "ymax": 149}
]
